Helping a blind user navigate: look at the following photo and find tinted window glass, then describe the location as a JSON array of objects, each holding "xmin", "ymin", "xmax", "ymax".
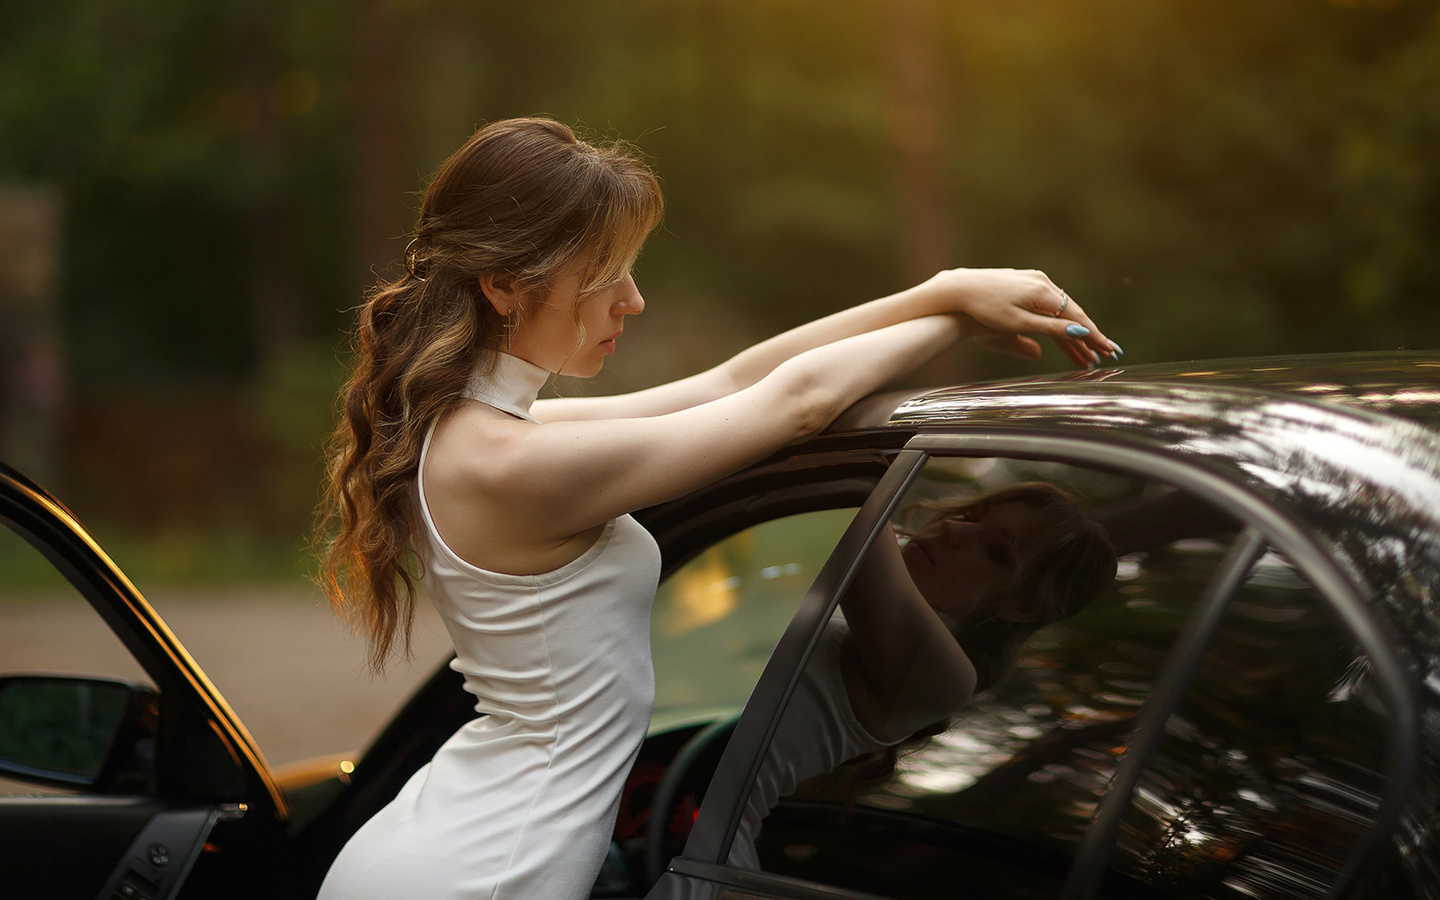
[
  {"xmin": 652, "ymin": 508, "xmax": 855, "ymax": 716},
  {"xmin": 733, "ymin": 457, "xmax": 1394, "ymax": 899},
  {"xmin": 1111, "ymin": 547, "xmax": 1386, "ymax": 898}
]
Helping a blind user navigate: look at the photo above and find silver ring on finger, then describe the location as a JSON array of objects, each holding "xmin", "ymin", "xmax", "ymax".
[{"xmin": 1054, "ymin": 291, "xmax": 1070, "ymax": 317}]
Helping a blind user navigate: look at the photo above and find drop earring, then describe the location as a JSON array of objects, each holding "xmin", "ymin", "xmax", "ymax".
[{"xmin": 503, "ymin": 309, "xmax": 514, "ymax": 351}]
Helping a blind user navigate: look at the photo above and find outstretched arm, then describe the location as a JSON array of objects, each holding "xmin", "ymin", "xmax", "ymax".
[
  {"xmin": 1098, "ymin": 489, "xmax": 1242, "ymax": 557},
  {"xmin": 428, "ymin": 313, "xmax": 970, "ymax": 574},
  {"xmin": 837, "ymin": 527, "xmax": 978, "ymax": 743},
  {"xmin": 534, "ymin": 268, "xmax": 1119, "ymax": 422},
  {"xmin": 466, "ymin": 316, "xmax": 966, "ymax": 538}
]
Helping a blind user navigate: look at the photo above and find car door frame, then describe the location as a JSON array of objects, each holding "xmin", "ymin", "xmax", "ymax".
[{"xmin": 0, "ymin": 463, "xmax": 289, "ymax": 899}]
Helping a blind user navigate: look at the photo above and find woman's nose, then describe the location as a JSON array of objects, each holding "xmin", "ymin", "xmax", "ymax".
[
  {"xmin": 617, "ymin": 276, "xmax": 645, "ymax": 315},
  {"xmin": 938, "ymin": 519, "xmax": 971, "ymax": 547}
]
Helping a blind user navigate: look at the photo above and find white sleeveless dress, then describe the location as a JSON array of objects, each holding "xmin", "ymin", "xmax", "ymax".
[
  {"xmin": 727, "ymin": 617, "xmax": 898, "ymax": 871},
  {"xmin": 318, "ymin": 353, "xmax": 662, "ymax": 900}
]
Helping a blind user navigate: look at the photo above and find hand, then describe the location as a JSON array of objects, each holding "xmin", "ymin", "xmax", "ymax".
[{"xmin": 927, "ymin": 268, "xmax": 1121, "ymax": 368}]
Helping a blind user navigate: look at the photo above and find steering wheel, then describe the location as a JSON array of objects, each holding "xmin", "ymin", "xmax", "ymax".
[{"xmin": 643, "ymin": 713, "xmax": 742, "ymax": 885}]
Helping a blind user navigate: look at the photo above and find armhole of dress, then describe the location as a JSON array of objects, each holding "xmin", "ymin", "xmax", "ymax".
[
  {"xmin": 415, "ymin": 420, "xmax": 442, "ymax": 561},
  {"xmin": 828, "ymin": 621, "xmax": 906, "ymax": 749},
  {"xmin": 416, "ymin": 399, "xmax": 527, "ymax": 545},
  {"xmin": 415, "ymin": 406, "xmax": 617, "ymax": 582}
]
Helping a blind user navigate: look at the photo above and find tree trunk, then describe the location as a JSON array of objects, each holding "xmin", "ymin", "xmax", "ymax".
[
  {"xmin": 888, "ymin": 0, "xmax": 950, "ymax": 283},
  {"xmin": 887, "ymin": 0, "xmax": 969, "ymax": 383},
  {"xmin": 0, "ymin": 185, "xmax": 65, "ymax": 486},
  {"xmin": 353, "ymin": 0, "xmax": 411, "ymax": 290},
  {"xmin": 239, "ymin": 9, "xmax": 301, "ymax": 364}
]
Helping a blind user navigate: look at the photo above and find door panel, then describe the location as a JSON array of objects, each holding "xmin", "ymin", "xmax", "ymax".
[{"xmin": 0, "ymin": 796, "xmax": 160, "ymax": 898}]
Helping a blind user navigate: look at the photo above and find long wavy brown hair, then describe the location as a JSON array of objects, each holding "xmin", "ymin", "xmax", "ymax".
[
  {"xmin": 921, "ymin": 482, "xmax": 1118, "ymax": 690},
  {"xmin": 317, "ymin": 118, "xmax": 663, "ymax": 671}
]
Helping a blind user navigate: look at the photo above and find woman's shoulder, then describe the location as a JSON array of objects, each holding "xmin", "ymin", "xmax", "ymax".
[
  {"xmin": 427, "ymin": 401, "xmax": 538, "ymax": 484},
  {"xmin": 421, "ymin": 404, "xmax": 579, "ymax": 574}
]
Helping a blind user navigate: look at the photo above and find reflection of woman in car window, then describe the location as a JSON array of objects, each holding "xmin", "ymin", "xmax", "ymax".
[
  {"xmin": 731, "ymin": 483, "xmax": 1116, "ymax": 869},
  {"xmin": 313, "ymin": 117, "xmax": 1120, "ymax": 900}
]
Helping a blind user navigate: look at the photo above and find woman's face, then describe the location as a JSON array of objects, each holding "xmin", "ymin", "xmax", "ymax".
[
  {"xmin": 509, "ymin": 265, "xmax": 646, "ymax": 377},
  {"xmin": 900, "ymin": 500, "xmax": 1043, "ymax": 625}
]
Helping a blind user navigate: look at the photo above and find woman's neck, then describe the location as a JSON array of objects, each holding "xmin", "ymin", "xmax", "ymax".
[{"xmin": 463, "ymin": 351, "xmax": 550, "ymax": 419}]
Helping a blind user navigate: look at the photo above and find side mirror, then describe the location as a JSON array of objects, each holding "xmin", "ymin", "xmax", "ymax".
[{"xmin": 0, "ymin": 674, "xmax": 158, "ymax": 793}]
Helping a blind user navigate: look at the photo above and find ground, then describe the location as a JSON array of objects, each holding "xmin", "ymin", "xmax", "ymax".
[{"xmin": 0, "ymin": 587, "xmax": 453, "ymax": 770}]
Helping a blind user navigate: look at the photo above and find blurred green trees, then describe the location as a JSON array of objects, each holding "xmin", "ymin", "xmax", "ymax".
[{"xmin": 0, "ymin": 0, "xmax": 1437, "ymax": 578}]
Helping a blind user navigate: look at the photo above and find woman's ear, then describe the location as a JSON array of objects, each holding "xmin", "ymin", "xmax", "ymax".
[{"xmin": 478, "ymin": 272, "xmax": 520, "ymax": 316}]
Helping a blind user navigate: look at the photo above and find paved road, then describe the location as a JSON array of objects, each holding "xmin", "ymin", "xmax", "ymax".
[{"xmin": 0, "ymin": 586, "xmax": 454, "ymax": 769}]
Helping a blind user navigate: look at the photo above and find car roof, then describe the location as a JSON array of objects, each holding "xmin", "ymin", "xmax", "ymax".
[
  {"xmin": 874, "ymin": 350, "xmax": 1440, "ymax": 432},
  {"xmin": 834, "ymin": 351, "xmax": 1440, "ymax": 683}
]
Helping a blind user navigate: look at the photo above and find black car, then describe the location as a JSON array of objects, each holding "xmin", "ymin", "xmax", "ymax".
[{"xmin": 3, "ymin": 351, "xmax": 1439, "ymax": 900}]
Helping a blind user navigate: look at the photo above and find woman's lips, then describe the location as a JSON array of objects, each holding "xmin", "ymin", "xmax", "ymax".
[{"xmin": 602, "ymin": 332, "xmax": 621, "ymax": 353}]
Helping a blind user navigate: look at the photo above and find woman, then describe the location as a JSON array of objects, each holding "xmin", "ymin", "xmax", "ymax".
[
  {"xmin": 315, "ymin": 117, "xmax": 1120, "ymax": 900},
  {"xmin": 728, "ymin": 483, "xmax": 1118, "ymax": 869}
]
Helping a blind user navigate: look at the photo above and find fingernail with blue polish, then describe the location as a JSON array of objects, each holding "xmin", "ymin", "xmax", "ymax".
[
  {"xmin": 1109, "ymin": 341, "xmax": 1124, "ymax": 357},
  {"xmin": 1065, "ymin": 323, "xmax": 1091, "ymax": 338}
]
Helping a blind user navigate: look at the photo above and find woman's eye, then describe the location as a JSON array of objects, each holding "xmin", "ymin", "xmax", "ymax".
[
  {"xmin": 937, "ymin": 513, "xmax": 972, "ymax": 534},
  {"xmin": 940, "ymin": 520, "xmax": 969, "ymax": 545}
]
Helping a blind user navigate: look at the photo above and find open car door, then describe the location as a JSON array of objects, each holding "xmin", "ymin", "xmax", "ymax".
[{"xmin": 0, "ymin": 463, "xmax": 290, "ymax": 899}]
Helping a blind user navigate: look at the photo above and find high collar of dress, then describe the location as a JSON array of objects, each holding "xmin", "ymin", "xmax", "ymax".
[{"xmin": 464, "ymin": 352, "xmax": 550, "ymax": 421}]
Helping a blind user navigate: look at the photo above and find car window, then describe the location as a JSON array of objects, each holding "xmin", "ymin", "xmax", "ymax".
[
  {"xmin": 652, "ymin": 508, "xmax": 856, "ymax": 717},
  {"xmin": 0, "ymin": 518, "xmax": 152, "ymax": 797},
  {"xmin": 1106, "ymin": 546, "xmax": 1386, "ymax": 897},
  {"xmin": 728, "ymin": 456, "xmax": 1396, "ymax": 899}
]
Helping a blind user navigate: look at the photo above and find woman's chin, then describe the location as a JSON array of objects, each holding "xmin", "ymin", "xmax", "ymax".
[{"xmin": 559, "ymin": 357, "xmax": 606, "ymax": 379}]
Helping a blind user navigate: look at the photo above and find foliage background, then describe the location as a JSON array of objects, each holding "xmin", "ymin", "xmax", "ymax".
[{"xmin": 1, "ymin": 0, "xmax": 1437, "ymax": 584}]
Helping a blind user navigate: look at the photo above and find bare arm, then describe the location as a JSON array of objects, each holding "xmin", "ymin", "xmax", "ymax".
[
  {"xmin": 429, "ymin": 315, "xmax": 965, "ymax": 572},
  {"xmin": 1098, "ymin": 489, "xmax": 1241, "ymax": 557},
  {"xmin": 837, "ymin": 527, "xmax": 978, "ymax": 742},
  {"xmin": 534, "ymin": 268, "xmax": 1119, "ymax": 422}
]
